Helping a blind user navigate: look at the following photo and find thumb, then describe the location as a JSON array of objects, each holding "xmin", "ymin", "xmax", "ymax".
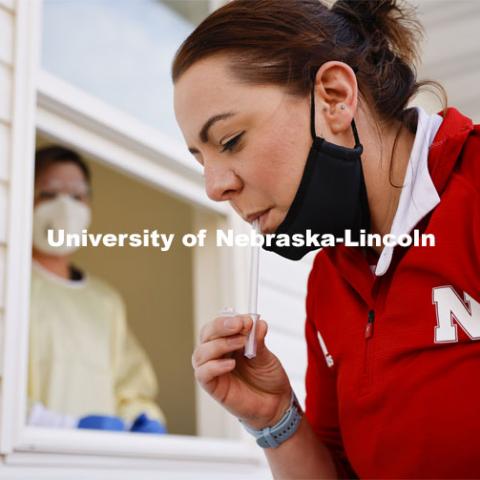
[{"xmin": 252, "ymin": 319, "xmax": 270, "ymax": 357}]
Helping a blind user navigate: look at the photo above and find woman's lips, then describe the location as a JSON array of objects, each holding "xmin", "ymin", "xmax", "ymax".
[
  {"xmin": 246, "ymin": 208, "xmax": 268, "ymax": 223},
  {"xmin": 258, "ymin": 208, "xmax": 272, "ymax": 233},
  {"xmin": 245, "ymin": 208, "xmax": 273, "ymax": 233}
]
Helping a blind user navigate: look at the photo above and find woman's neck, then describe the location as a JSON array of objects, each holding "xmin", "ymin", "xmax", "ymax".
[
  {"xmin": 32, "ymin": 250, "xmax": 71, "ymax": 280},
  {"xmin": 359, "ymin": 111, "xmax": 416, "ymax": 254}
]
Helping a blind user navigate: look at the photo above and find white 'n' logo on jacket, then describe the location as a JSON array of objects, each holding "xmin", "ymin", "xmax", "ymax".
[{"xmin": 433, "ymin": 286, "xmax": 480, "ymax": 343}]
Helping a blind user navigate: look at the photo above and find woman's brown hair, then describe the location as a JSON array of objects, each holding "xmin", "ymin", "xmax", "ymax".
[{"xmin": 172, "ymin": 0, "xmax": 447, "ymax": 183}]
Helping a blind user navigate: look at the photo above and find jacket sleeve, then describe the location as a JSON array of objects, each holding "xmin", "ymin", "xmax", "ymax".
[
  {"xmin": 304, "ymin": 257, "xmax": 358, "ymax": 479},
  {"xmin": 112, "ymin": 294, "xmax": 166, "ymax": 425}
]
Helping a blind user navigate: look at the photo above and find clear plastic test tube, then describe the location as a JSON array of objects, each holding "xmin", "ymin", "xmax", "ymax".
[{"xmin": 244, "ymin": 220, "xmax": 260, "ymax": 359}]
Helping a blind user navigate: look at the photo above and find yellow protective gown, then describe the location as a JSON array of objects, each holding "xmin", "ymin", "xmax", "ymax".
[{"xmin": 28, "ymin": 261, "xmax": 166, "ymax": 425}]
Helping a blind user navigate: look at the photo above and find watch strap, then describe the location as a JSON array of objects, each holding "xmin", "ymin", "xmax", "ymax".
[{"xmin": 240, "ymin": 391, "xmax": 303, "ymax": 448}]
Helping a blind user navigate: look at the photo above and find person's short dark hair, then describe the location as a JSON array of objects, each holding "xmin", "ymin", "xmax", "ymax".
[{"xmin": 35, "ymin": 146, "xmax": 91, "ymax": 186}]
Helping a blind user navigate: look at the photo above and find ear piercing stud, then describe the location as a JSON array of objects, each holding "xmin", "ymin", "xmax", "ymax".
[{"xmin": 339, "ymin": 104, "xmax": 346, "ymax": 110}]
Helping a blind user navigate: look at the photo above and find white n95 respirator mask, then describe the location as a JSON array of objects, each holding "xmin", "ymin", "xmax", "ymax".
[{"xmin": 32, "ymin": 194, "xmax": 91, "ymax": 255}]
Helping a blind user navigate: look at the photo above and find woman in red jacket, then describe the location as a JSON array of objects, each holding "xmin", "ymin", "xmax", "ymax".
[{"xmin": 172, "ymin": 0, "xmax": 480, "ymax": 478}]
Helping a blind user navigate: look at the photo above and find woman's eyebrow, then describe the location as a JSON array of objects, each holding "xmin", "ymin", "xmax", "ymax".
[{"xmin": 188, "ymin": 111, "xmax": 237, "ymax": 154}]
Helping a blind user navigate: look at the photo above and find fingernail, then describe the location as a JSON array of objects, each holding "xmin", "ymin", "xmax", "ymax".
[{"xmin": 224, "ymin": 317, "xmax": 238, "ymax": 330}]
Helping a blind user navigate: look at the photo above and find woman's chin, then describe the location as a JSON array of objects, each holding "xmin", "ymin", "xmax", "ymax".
[{"xmin": 260, "ymin": 209, "xmax": 285, "ymax": 234}]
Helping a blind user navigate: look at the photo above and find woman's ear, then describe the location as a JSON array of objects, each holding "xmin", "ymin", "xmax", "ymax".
[{"xmin": 313, "ymin": 61, "xmax": 358, "ymax": 136}]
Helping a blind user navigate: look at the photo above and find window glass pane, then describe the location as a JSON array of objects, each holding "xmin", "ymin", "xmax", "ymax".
[{"xmin": 41, "ymin": 0, "xmax": 210, "ymax": 141}]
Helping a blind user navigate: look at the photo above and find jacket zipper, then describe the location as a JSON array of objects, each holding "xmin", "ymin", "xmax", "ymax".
[
  {"xmin": 365, "ymin": 310, "xmax": 375, "ymax": 340},
  {"xmin": 363, "ymin": 310, "xmax": 375, "ymax": 384}
]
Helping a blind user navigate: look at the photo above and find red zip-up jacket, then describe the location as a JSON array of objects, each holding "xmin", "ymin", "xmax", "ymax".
[{"xmin": 304, "ymin": 107, "xmax": 480, "ymax": 479}]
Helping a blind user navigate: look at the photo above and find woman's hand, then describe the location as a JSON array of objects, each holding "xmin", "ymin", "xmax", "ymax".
[{"xmin": 192, "ymin": 314, "xmax": 292, "ymax": 430}]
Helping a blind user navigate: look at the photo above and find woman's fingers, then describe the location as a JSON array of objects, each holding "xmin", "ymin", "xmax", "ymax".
[
  {"xmin": 192, "ymin": 316, "xmax": 271, "ymax": 393},
  {"xmin": 199, "ymin": 314, "xmax": 253, "ymax": 343},
  {"xmin": 194, "ymin": 358, "xmax": 236, "ymax": 386},
  {"xmin": 254, "ymin": 319, "xmax": 268, "ymax": 351},
  {"xmin": 246, "ymin": 319, "xmax": 274, "ymax": 364},
  {"xmin": 192, "ymin": 334, "xmax": 247, "ymax": 368}
]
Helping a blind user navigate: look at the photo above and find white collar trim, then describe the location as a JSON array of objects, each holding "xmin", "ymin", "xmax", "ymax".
[{"xmin": 374, "ymin": 107, "xmax": 443, "ymax": 276}]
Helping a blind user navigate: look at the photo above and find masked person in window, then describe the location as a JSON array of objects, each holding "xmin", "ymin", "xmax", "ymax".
[
  {"xmin": 28, "ymin": 146, "xmax": 167, "ymax": 434},
  {"xmin": 173, "ymin": 0, "xmax": 480, "ymax": 478}
]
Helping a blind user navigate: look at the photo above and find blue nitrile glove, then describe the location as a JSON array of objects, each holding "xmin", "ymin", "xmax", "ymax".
[
  {"xmin": 77, "ymin": 415, "xmax": 125, "ymax": 432},
  {"xmin": 130, "ymin": 413, "xmax": 167, "ymax": 434}
]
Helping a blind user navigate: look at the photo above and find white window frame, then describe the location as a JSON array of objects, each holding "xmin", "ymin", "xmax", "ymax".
[{"xmin": 0, "ymin": 1, "xmax": 265, "ymax": 471}]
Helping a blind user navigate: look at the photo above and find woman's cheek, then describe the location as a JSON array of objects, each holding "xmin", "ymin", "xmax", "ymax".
[{"xmin": 249, "ymin": 143, "xmax": 302, "ymax": 215}]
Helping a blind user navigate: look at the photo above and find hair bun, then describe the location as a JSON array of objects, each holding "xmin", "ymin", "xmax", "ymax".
[
  {"xmin": 331, "ymin": 0, "xmax": 422, "ymax": 66},
  {"xmin": 332, "ymin": 0, "xmax": 394, "ymax": 35}
]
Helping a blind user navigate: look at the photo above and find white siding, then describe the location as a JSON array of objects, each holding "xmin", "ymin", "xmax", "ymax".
[
  {"xmin": 0, "ymin": 63, "xmax": 12, "ymax": 123},
  {"xmin": 258, "ymin": 251, "xmax": 316, "ymax": 406},
  {"xmin": 0, "ymin": 245, "xmax": 5, "ymax": 311},
  {"xmin": 0, "ymin": 243, "xmax": 5, "ymax": 375},
  {"xmin": 0, "ymin": 123, "xmax": 9, "ymax": 182},
  {"xmin": 0, "ymin": 182, "xmax": 7, "ymax": 245},
  {"xmin": 0, "ymin": 4, "xmax": 12, "ymax": 319},
  {"xmin": 260, "ymin": 286, "xmax": 307, "ymax": 335},
  {"xmin": 0, "ymin": 7, "xmax": 14, "ymax": 65},
  {"xmin": 0, "ymin": 0, "xmax": 12, "ymax": 452},
  {"xmin": 416, "ymin": 0, "xmax": 480, "ymax": 121}
]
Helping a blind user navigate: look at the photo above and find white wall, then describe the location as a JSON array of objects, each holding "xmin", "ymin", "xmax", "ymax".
[
  {"xmin": 258, "ymin": 251, "xmax": 317, "ymax": 406},
  {"xmin": 414, "ymin": 0, "xmax": 480, "ymax": 121}
]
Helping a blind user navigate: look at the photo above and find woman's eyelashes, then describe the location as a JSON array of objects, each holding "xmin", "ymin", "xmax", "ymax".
[{"xmin": 220, "ymin": 131, "xmax": 245, "ymax": 153}]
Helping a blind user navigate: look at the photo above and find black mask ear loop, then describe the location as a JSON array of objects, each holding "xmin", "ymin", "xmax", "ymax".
[
  {"xmin": 309, "ymin": 65, "xmax": 362, "ymax": 149},
  {"xmin": 309, "ymin": 74, "xmax": 318, "ymax": 141}
]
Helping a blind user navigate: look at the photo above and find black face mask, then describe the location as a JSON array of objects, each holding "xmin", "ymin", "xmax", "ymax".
[{"xmin": 262, "ymin": 74, "xmax": 371, "ymax": 260}]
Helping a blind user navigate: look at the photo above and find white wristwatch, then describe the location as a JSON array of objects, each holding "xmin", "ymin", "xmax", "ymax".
[{"xmin": 239, "ymin": 391, "xmax": 303, "ymax": 448}]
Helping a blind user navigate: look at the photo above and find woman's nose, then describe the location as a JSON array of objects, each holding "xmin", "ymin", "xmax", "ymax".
[{"xmin": 204, "ymin": 163, "xmax": 242, "ymax": 202}]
